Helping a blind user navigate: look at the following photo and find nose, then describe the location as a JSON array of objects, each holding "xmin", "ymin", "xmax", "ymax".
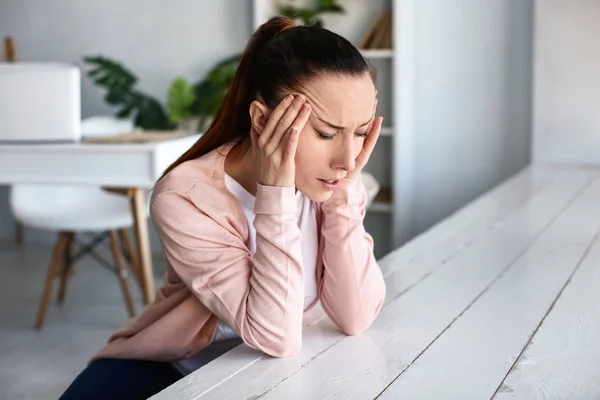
[{"xmin": 332, "ymin": 137, "xmax": 356, "ymax": 173}]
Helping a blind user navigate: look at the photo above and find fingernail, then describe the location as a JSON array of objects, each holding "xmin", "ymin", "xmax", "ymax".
[
  {"xmin": 287, "ymin": 95, "xmax": 294, "ymax": 102},
  {"xmin": 303, "ymin": 104, "xmax": 311, "ymax": 111}
]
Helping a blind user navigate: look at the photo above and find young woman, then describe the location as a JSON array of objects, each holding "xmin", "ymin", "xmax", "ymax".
[{"xmin": 59, "ymin": 15, "xmax": 386, "ymax": 400}]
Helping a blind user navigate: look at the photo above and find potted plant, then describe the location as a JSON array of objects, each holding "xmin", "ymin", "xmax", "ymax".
[
  {"xmin": 82, "ymin": 2, "xmax": 344, "ymax": 132},
  {"xmin": 83, "ymin": 55, "xmax": 241, "ymax": 133}
]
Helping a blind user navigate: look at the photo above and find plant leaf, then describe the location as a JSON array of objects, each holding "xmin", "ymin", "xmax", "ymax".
[
  {"xmin": 82, "ymin": 55, "xmax": 138, "ymax": 91},
  {"xmin": 116, "ymin": 105, "xmax": 134, "ymax": 118},
  {"xmin": 105, "ymin": 91, "xmax": 130, "ymax": 106},
  {"xmin": 190, "ymin": 53, "xmax": 242, "ymax": 119},
  {"xmin": 133, "ymin": 94, "xmax": 174, "ymax": 130},
  {"xmin": 166, "ymin": 77, "xmax": 196, "ymax": 123}
]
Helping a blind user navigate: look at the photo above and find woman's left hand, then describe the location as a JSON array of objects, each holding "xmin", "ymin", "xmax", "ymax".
[{"xmin": 345, "ymin": 107, "xmax": 383, "ymax": 180}]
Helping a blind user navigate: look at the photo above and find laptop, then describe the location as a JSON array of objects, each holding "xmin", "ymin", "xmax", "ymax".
[{"xmin": 0, "ymin": 62, "xmax": 81, "ymax": 143}]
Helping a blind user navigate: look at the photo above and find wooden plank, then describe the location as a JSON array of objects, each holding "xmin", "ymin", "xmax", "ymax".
[
  {"xmin": 493, "ymin": 199, "xmax": 600, "ymax": 399},
  {"xmin": 378, "ymin": 165, "xmax": 555, "ymax": 279},
  {"xmin": 380, "ymin": 166, "xmax": 543, "ymax": 272},
  {"xmin": 251, "ymin": 171, "xmax": 593, "ymax": 400},
  {"xmin": 152, "ymin": 169, "xmax": 590, "ymax": 400},
  {"xmin": 150, "ymin": 166, "xmax": 552, "ymax": 400},
  {"xmin": 378, "ymin": 175, "xmax": 600, "ymax": 399}
]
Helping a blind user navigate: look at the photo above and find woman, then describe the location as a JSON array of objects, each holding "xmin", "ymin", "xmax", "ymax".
[{"xmin": 59, "ymin": 15, "xmax": 386, "ymax": 399}]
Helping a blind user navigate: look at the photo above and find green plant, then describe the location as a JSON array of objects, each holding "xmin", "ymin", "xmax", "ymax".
[
  {"xmin": 84, "ymin": 5, "xmax": 344, "ymax": 131},
  {"xmin": 83, "ymin": 54, "xmax": 240, "ymax": 131},
  {"xmin": 83, "ymin": 56, "xmax": 174, "ymax": 130},
  {"xmin": 167, "ymin": 77, "xmax": 196, "ymax": 124},
  {"xmin": 278, "ymin": 0, "xmax": 345, "ymax": 27},
  {"xmin": 188, "ymin": 2, "xmax": 345, "ymax": 125},
  {"xmin": 191, "ymin": 53, "xmax": 242, "ymax": 129}
]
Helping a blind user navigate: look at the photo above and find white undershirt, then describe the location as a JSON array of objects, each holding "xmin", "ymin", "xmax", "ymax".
[{"xmin": 174, "ymin": 174, "xmax": 319, "ymax": 374}]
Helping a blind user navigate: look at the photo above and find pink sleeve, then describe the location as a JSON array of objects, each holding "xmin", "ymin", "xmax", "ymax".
[
  {"xmin": 319, "ymin": 177, "xmax": 386, "ymax": 335},
  {"xmin": 150, "ymin": 184, "xmax": 304, "ymax": 357}
]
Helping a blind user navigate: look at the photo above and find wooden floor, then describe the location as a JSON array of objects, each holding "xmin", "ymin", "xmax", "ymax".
[
  {"xmin": 152, "ymin": 164, "xmax": 600, "ymax": 400},
  {"xmin": 0, "ymin": 241, "xmax": 164, "ymax": 400}
]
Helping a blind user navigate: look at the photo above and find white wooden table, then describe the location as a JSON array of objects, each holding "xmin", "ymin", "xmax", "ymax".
[
  {"xmin": 0, "ymin": 134, "xmax": 200, "ymax": 303},
  {"xmin": 152, "ymin": 164, "xmax": 600, "ymax": 400}
]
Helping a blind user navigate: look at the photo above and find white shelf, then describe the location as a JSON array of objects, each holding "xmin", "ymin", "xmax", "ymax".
[
  {"xmin": 380, "ymin": 126, "xmax": 393, "ymax": 136},
  {"xmin": 369, "ymin": 203, "xmax": 393, "ymax": 213},
  {"xmin": 360, "ymin": 49, "xmax": 394, "ymax": 59},
  {"xmin": 368, "ymin": 187, "xmax": 393, "ymax": 213}
]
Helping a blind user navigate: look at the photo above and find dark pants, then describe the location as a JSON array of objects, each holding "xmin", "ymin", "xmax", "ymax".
[{"xmin": 58, "ymin": 358, "xmax": 183, "ymax": 400}]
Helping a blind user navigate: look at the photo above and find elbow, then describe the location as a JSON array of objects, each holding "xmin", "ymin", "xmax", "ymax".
[
  {"xmin": 337, "ymin": 318, "xmax": 372, "ymax": 336},
  {"xmin": 262, "ymin": 335, "xmax": 302, "ymax": 358},
  {"xmin": 332, "ymin": 297, "xmax": 385, "ymax": 336}
]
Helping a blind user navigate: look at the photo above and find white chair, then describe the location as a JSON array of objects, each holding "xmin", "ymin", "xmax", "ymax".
[
  {"xmin": 9, "ymin": 116, "xmax": 141, "ymax": 329},
  {"xmin": 361, "ymin": 171, "xmax": 381, "ymax": 209}
]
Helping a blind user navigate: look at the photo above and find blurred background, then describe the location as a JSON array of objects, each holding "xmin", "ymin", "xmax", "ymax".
[{"xmin": 1, "ymin": 0, "xmax": 599, "ymax": 399}]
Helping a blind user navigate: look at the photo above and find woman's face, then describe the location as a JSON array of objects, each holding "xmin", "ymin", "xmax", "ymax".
[{"xmin": 294, "ymin": 73, "xmax": 377, "ymax": 202}]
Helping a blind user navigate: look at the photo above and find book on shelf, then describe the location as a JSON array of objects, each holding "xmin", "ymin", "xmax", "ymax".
[{"xmin": 358, "ymin": 8, "xmax": 392, "ymax": 50}]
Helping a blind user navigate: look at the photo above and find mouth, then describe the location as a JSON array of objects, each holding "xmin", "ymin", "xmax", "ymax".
[{"xmin": 318, "ymin": 178, "xmax": 341, "ymax": 189}]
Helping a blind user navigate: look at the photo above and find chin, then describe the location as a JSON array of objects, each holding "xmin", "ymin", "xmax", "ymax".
[
  {"xmin": 310, "ymin": 191, "xmax": 334, "ymax": 202},
  {"xmin": 297, "ymin": 182, "xmax": 334, "ymax": 202}
]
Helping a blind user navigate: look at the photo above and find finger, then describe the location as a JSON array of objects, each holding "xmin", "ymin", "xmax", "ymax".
[
  {"xmin": 282, "ymin": 127, "xmax": 300, "ymax": 164},
  {"xmin": 356, "ymin": 116, "xmax": 383, "ymax": 167},
  {"xmin": 276, "ymin": 102, "xmax": 311, "ymax": 149},
  {"xmin": 259, "ymin": 94, "xmax": 294, "ymax": 147},
  {"xmin": 266, "ymin": 95, "xmax": 307, "ymax": 152},
  {"xmin": 365, "ymin": 99, "xmax": 378, "ymax": 133}
]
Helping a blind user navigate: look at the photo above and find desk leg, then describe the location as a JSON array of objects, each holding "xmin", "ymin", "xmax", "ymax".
[{"xmin": 130, "ymin": 188, "xmax": 155, "ymax": 305}]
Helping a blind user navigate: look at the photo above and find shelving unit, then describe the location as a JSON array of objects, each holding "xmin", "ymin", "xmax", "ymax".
[
  {"xmin": 252, "ymin": 0, "xmax": 408, "ymax": 258},
  {"xmin": 359, "ymin": 49, "xmax": 394, "ymax": 59},
  {"xmin": 250, "ymin": 1, "xmax": 534, "ymax": 261}
]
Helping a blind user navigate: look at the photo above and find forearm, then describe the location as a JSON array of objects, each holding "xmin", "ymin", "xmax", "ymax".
[{"xmin": 319, "ymin": 178, "xmax": 386, "ymax": 335}]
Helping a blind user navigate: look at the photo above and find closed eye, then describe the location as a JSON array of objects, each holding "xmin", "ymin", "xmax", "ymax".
[
  {"xmin": 317, "ymin": 131, "xmax": 335, "ymax": 140},
  {"xmin": 317, "ymin": 131, "xmax": 368, "ymax": 140}
]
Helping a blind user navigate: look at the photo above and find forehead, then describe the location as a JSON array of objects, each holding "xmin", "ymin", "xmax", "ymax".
[{"xmin": 299, "ymin": 74, "xmax": 375, "ymax": 126}]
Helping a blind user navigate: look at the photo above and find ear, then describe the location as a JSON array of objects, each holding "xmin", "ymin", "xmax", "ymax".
[{"xmin": 249, "ymin": 100, "xmax": 269, "ymax": 135}]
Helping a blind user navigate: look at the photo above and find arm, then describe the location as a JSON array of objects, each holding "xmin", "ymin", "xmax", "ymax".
[
  {"xmin": 319, "ymin": 176, "xmax": 386, "ymax": 335},
  {"xmin": 150, "ymin": 184, "xmax": 304, "ymax": 357}
]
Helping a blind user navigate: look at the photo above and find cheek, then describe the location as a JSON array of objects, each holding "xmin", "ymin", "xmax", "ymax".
[{"xmin": 295, "ymin": 131, "xmax": 327, "ymax": 174}]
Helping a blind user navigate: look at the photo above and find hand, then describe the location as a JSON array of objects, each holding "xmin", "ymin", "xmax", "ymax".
[
  {"xmin": 346, "ymin": 102, "xmax": 383, "ymax": 179},
  {"xmin": 251, "ymin": 94, "xmax": 312, "ymax": 187}
]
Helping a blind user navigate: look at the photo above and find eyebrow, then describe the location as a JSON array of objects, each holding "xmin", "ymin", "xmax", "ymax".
[{"xmin": 315, "ymin": 114, "xmax": 373, "ymax": 131}]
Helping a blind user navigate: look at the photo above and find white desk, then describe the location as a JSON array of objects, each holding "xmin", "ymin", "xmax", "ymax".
[
  {"xmin": 152, "ymin": 164, "xmax": 600, "ymax": 400},
  {"xmin": 0, "ymin": 134, "xmax": 201, "ymax": 303}
]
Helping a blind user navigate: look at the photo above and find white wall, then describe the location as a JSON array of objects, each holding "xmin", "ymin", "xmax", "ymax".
[
  {"xmin": 398, "ymin": 0, "xmax": 534, "ymax": 239},
  {"xmin": 0, "ymin": 0, "xmax": 251, "ymax": 248},
  {"xmin": 532, "ymin": 0, "xmax": 600, "ymax": 165}
]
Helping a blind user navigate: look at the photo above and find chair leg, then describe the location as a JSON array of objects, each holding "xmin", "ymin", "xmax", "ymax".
[
  {"xmin": 119, "ymin": 228, "xmax": 142, "ymax": 290},
  {"xmin": 35, "ymin": 232, "xmax": 68, "ymax": 330},
  {"xmin": 15, "ymin": 221, "xmax": 24, "ymax": 245},
  {"xmin": 108, "ymin": 231, "xmax": 136, "ymax": 317},
  {"xmin": 57, "ymin": 232, "xmax": 75, "ymax": 304}
]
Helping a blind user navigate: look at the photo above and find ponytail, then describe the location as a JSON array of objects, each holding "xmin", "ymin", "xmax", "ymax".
[{"xmin": 158, "ymin": 16, "xmax": 296, "ymax": 181}]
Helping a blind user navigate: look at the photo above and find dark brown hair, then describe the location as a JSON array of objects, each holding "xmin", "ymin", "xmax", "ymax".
[{"xmin": 159, "ymin": 16, "xmax": 374, "ymax": 180}]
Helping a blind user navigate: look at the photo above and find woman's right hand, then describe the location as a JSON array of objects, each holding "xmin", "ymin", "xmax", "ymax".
[{"xmin": 252, "ymin": 94, "xmax": 312, "ymax": 187}]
